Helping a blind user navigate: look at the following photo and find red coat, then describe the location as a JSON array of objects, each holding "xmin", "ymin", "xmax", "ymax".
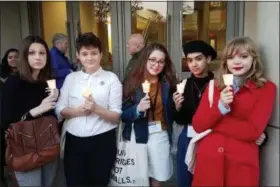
[{"xmin": 192, "ymin": 80, "xmax": 276, "ymax": 187}]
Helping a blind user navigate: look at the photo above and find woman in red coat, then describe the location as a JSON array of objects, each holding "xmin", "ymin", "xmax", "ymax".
[{"xmin": 192, "ymin": 36, "xmax": 276, "ymax": 187}]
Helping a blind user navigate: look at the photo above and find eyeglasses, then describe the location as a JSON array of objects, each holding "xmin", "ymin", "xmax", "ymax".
[{"xmin": 148, "ymin": 58, "xmax": 165, "ymax": 67}]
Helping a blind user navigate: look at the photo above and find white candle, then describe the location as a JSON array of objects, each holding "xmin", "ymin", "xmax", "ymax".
[
  {"xmin": 223, "ymin": 74, "xmax": 234, "ymax": 86},
  {"xmin": 142, "ymin": 80, "xmax": 150, "ymax": 94},
  {"xmin": 82, "ymin": 88, "xmax": 92, "ymax": 99},
  {"xmin": 177, "ymin": 79, "xmax": 187, "ymax": 94},
  {"xmin": 47, "ymin": 79, "xmax": 56, "ymax": 95}
]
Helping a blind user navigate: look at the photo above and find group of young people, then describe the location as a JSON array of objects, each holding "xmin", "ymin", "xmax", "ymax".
[{"xmin": 0, "ymin": 31, "xmax": 276, "ymax": 187}]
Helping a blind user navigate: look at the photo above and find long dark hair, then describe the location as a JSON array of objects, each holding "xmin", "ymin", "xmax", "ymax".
[
  {"xmin": 0, "ymin": 48, "xmax": 19, "ymax": 79},
  {"xmin": 123, "ymin": 43, "xmax": 178, "ymax": 100},
  {"xmin": 18, "ymin": 35, "xmax": 53, "ymax": 83}
]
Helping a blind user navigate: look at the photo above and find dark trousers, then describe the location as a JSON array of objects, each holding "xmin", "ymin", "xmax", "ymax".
[
  {"xmin": 64, "ymin": 129, "xmax": 117, "ymax": 187},
  {"xmin": 176, "ymin": 126, "xmax": 193, "ymax": 187}
]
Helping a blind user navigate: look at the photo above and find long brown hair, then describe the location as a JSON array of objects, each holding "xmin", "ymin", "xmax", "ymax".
[
  {"xmin": 17, "ymin": 35, "xmax": 53, "ymax": 83},
  {"xmin": 217, "ymin": 36, "xmax": 266, "ymax": 88},
  {"xmin": 123, "ymin": 43, "xmax": 177, "ymax": 100}
]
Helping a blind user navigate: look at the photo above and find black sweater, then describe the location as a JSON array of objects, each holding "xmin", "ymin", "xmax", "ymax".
[
  {"xmin": 174, "ymin": 72, "xmax": 214, "ymax": 125},
  {"xmin": 0, "ymin": 74, "xmax": 55, "ymax": 130}
]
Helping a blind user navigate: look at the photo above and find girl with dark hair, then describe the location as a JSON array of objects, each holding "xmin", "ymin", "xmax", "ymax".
[
  {"xmin": 0, "ymin": 48, "xmax": 19, "ymax": 186},
  {"xmin": 0, "ymin": 48, "xmax": 19, "ymax": 82},
  {"xmin": 56, "ymin": 32, "xmax": 122, "ymax": 186},
  {"xmin": 122, "ymin": 43, "xmax": 177, "ymax": 187},
  {"xmin": 1, "ymin": 35, "xmax": 59, "ymax": 186}
]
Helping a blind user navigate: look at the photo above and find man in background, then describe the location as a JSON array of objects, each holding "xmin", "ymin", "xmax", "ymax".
[
  {"xmin": 50, "ymin": 33, "xmax": 74, "ymax": 89},
  {"xmin": 124, "ymin": 33, "xmax": 145, "ymax": 79}
]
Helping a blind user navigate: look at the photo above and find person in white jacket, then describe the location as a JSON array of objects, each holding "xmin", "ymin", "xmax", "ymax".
[{"xmin": 55, "ymin": 32, "xmax": 122, "ymax": 187}]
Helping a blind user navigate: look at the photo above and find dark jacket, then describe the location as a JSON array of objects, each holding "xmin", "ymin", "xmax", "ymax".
[
  {"xmin": 121, "ymin": 79, "xmax": 175, "ymax": 144},
  {"xmin": 1, "ymin": 74, "xmax": 56, "ymax": 130},
  {"xmin": 124, "ymin": 50, "xmax": 143, "ymax": 80},
  {"xmin": 174, "ymin": 72, "xmax": 214, "ymax": 125},
  {"xmin": 50, "ymin": 47, "xmax": 73, "ymax": 89}
]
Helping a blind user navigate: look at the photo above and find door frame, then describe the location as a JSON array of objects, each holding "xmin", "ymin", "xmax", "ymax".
[
  {"xmin": 175, "ymin": 1, "xmax": 245, "ymax": 80},
  {"xmin": 27, "ymin": 1, "xmax": 244, "ymax": 81},
  {"xmin": 117, "ymin": 1, "xmax": 245, "ymax": 80},
  {"xmin": 27, "ymin": 1, "xmax": 78, "ymax": 64},
  {"xmin": 120, "ymin": 1, "xmax": 175, "ymax": 81},
  {"xmin": 68, "ymin": 1, "xmax": 125, "ymax": 79}
]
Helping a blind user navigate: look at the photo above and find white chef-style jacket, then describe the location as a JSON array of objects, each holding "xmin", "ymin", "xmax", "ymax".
[{"xmin": 55, "ymin": 67, "xmax": 122, "ymax": 157}]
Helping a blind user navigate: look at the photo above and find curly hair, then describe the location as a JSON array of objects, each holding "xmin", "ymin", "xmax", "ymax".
[{"xmin": 75, "ymin": 32, "xmax": 102, "ymax": 53}]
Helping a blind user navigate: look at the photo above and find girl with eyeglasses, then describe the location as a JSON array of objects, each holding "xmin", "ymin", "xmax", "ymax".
[{"xmin": 122, "ymin": 43, "xmax": 178, "ymax": 187}]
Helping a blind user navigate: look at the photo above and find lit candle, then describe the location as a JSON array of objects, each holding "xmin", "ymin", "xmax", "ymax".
[
  {"xmin": 223, "ymin": 74, "xmax": 234, "ymax": 86},
  {"xmin": 47, "ymin": 79, "xmax": 56, "ymax": 89},
  {"xmin": 142, "ymin": 80, "xmax": 150, "ymax": 94},
  {"xmin": 82, "ymin": 88, "xmax": 92, "ymax": 99},
  {"xmin": 47, "ymin": 79, "xmax": 56, "ymax": 95},
  {"xmin": 177, "ymin": 79, "xmax": 187, "ymax": 94}
]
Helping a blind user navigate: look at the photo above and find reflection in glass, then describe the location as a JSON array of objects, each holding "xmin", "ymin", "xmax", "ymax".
[
  {"xmin": 131, "ymin": 1, "xmax": 167, "ymax": 45},
  {"xmin": 182, "ymin": 1, "xmax": 227, "ymax": 72},
  {"xmin": 41, "ymin": 2, "xmax": 67, "ymax": 48},
  {"xmin": 79, "ymin": 1, "xmax": 113, "ymax": 71}
]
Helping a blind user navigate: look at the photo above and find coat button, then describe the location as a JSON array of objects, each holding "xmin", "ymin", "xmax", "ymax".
[{"xmin": 218, "ymin": 147, "xmax": 224, "ymax": 153}]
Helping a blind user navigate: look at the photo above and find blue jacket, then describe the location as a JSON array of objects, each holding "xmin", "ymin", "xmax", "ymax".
[
  {"xmin": 50, "ymin": 47, "xmax": 72, "ymax": 89},
  {"xmin": 121, "ymin": 80, "xmax": 175, "ymax": 144}
]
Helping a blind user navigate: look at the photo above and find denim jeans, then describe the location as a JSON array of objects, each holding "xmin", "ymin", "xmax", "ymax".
[
  {"xmin": 176, "ymin": 126, "xmax": 193, "ymax": 187},
  {"xmin": 14, "ymin": 159, "xmax": 58, "ymax": 187}
]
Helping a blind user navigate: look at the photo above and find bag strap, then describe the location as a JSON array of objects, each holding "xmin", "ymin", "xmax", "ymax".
[
  {"xmin": 208, "ymin": 79, "xmax": 214, "ymax": 108},
  {"xmin": 117, "ymin": 122, "xmax": 137, "ymax": 143},
  {"xmin": 117, "ymin": 121, "xmax": 123, "ymax": 142},
  {"xmin": 20, "ymin": 111, "xmax": 42, "ymax": 122},
  {"xmin": 20, "ymin": 112, "xmax": 29, "ymax": 122}
]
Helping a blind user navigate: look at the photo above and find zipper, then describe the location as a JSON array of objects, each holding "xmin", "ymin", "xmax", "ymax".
[{"xmin": 39, "ymin": 124, "xmax": 52, "ymax": 137}]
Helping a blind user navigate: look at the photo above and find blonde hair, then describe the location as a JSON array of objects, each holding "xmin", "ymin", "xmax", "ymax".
[{"xmin": 217, "ymin": 36, "xmax": 267, "ymax": 89}]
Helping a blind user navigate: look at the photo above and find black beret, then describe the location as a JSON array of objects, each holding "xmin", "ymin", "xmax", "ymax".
[{"xmin": 182, "ymin": 40, "xmax": 217, "ymax": 60}]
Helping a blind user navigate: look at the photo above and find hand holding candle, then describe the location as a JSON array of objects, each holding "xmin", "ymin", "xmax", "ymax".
[
  {"xmin": 141, "ymin": 80, "xmax": 151, "ymax": 117},
  {"xmin": 82, "ymin": 88, "xmax": 92, "ymax": 99},
  {"xmin": 47, "ymin": 79, "xmax": 56, "ymax": 95},
  {"xmin": 142, "ymin": 80, "xmax": 150, "ymax": 95},
  {"xmin": 223, "ymin": 74, "xmax": 234, "ymax": 86},
  {"xmin": 220, "ymin": 74, "xmax": 234, "ymax": 108},
  {"xmin": 177, "ymin": 79, "xmax": 187, "ymax": 94}
]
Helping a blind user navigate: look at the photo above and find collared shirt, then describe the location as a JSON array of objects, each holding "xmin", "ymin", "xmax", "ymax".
[{"xmin": 55, "ymin": 67, "xmax": 122, "ymax": 137}]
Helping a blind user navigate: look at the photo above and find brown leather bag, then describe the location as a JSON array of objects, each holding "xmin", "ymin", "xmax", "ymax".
[{"xmin": 5, "ymin": 115, "xmax": 60, "ymax": 172}]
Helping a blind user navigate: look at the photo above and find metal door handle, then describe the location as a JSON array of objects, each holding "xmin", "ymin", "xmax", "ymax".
[
  {"xmin": 75, "ymin": 20, "xmax": 81, "ymax": 37},
  {"xmin": 166, "ymin": 14, "xmax": 171, "ymax": 52},
  {"xmin": 179, "ymin": 10, "xmax": 183, "ymax": 78}
]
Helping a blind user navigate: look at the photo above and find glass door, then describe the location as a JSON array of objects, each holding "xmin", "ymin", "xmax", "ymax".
[
  {"xmin": 123, "ymin": 1, "xmax": 173, "ymax": 80},
  {"xmin": 69, "ymin": 1, "xmax": 128, "ymax": 79},
  {"xmin": 130, "ymin": 1, "xmax": 168, "ymax": 46},
  {"xmin": 180, "ymin": 1, "xmax": 227, "ymax": 78},
  {"xmin": 28, "ymin": 1, "xmax": 79, "ymax": 65},
  {"xmin": 40, "ymin": 2, "xmax": 68, "ymax": 47},
  {"xmin": 78, "ymin": 1, "xmax": 114, "ymax": 71},
  {"xmin": 176, "ymin": 1, "xmax": 243, "ymax": 80},
  {"xmin": 39, "ymin": 2, "xmax": 76, "ymax": 61}
]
